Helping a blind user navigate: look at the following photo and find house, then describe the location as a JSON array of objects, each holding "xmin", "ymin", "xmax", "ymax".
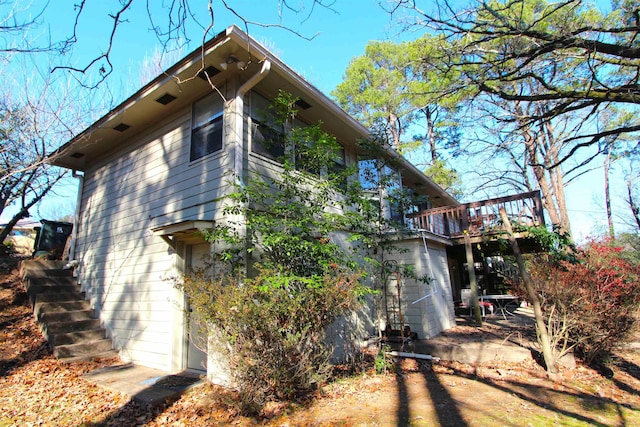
[{"xmin": 50, "ymin": 25, "xmax": 542, "ymax": 381}]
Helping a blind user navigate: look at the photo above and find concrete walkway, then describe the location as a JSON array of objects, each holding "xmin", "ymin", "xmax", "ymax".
[
  {"xmin": 406, "ymin": 307, "xmax": 538, "ymax": 364},
  {"xmin": 83, "ymin": 363, "xmax": 203, "ymax": 406}
]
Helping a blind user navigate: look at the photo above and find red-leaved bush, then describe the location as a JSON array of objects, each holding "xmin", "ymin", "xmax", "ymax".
[{"xmin": 528, "ymin": 239, "xmax": 640, "ymax": 364}]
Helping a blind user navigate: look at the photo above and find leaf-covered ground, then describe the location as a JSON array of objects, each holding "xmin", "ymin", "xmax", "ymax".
[{"xmin": 1, "ymin": 255, "xmax": 639, "ymax": 426}]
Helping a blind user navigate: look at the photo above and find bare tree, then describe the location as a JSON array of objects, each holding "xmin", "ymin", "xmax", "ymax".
[
  {"xmin": 2, "ymin": 1, "xmax": 340, "ymax": 90},
  {"xmin": 387, "ymin": 0, "xmax": 640, "ymax": 239},
  {"xmin": 0, "ymin": 1, "xmax": 52, "ymax": 54},
  {"xmin": 604, "ymin": 148, "xmax": 614, "ymax": 238},
  {"xmin": 0, "ymin": 99, "xmax": 66, "ymax": 243},
  {"xmin": 459, "ymin": 87, "xmax": 577, "ymax": 237},
  {"xmin": 0, "ymin": 57, "xmax": 94, "ymax": 243},
  {"xmin": 46, "ymin": 0, "xmax": 338, "ymax": 88}
]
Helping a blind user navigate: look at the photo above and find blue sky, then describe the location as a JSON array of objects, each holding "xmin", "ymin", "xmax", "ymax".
[
  {"xmin": 1, "ymin": 0, "xmax": 399, "ymax": 220},
  {"xmin": 37, "ymin": 0, "xmax": 402, "ymax": 95},
  {"xmin": 0, "ymin": 0, "xmax": 631, "ymax": 240}
]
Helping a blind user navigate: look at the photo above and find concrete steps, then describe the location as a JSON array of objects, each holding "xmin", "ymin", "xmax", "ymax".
[
  {"xmin": 54, "ymin": 339, "xmax": 115, "ymax": 358},
  {"xmin": 20, "ymin": 260, "xmax": 118, "ymax": 363},
  {"xmin": 35, "ymin": 300, "xmax": 92, "ymax": 317},
  {"xmin": 39, "ymin": 309, "xmax": 96, "ymax": 323},
  {"xmin": 50, "ymin": 329, "xmax": 107, "ymax": 346}
]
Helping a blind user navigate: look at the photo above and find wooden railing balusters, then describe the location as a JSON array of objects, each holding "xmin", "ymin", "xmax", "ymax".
[{"xmin": 407, "ymin": 190, "xmax": 544, "ymax": 238}]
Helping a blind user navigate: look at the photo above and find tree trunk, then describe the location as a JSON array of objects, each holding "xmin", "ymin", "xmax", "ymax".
[
  {"xmin": 514, "ymin": 101, "xmax": 572, "ymax": 241},
  {"xmin": 0, "ymin": 207, "xmax": 29, "ymax": 243},
  {"xmin": 542, "ymin": 119, "xmax": 571, "ymax": 239},
  {"xmin": 499, "ymin": 208, "xmax": 557, "ymax": 376},
  {"xmin": 604, "ymin": 150, "xmax": 614, "ymax": 238},
  {"xmin": 513, "ymin": 102, "xmax": 563, "ymax": 232},
  {"xmin": 523, "ymin": 128, "xmax": 562, "ymax": 227},
  {"xmin": 464, "ymin": 232, "xmax": 483, "ymax": 326},
  {"xmin": 0, "ymin": 178, "xmax": 62, "ymax": 243},
  {"xmin": 626, "ymin": 179, "xmax": 640, "ymax": 232},
  {"xmin": 423, "ymin": 107, "xmax": 438, "ymax": 163},
  {"xmin": 388, "ymin": 112, "xmax": 402, "ymax": 150}
]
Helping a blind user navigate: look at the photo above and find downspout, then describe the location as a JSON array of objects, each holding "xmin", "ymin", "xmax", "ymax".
[
  {"xmin": 233, "ymin": 60, "xmax": 271, "ymax": 185},
  {"xmin": 67, "ymin": 169, "xmax": 84, "ymax": 268},
  {"xmin": 229, "ymin": 60, "xmax": 271, "ymax": 276}
]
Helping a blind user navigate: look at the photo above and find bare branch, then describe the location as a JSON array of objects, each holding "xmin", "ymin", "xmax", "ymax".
[
  {"xmin": 50, "ymin": 0, "xmax": 134, "ymax": 89},
  {"xmin": 220, "ymin": 0, "xmax": 322, "ymax": 41}
]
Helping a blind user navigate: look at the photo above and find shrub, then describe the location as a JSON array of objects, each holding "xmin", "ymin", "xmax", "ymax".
[
  {"xmin": 179, "ymin": 265, "xmax": 364, "ymax": 413},
  {"xmin": 528, "ymin": 239, "xmax": 640, "ymax": 364}
]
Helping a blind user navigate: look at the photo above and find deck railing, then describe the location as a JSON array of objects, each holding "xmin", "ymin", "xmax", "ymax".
[{"xmin": 407, "ymin": 190, "xmax": 544, "ymax": 238}]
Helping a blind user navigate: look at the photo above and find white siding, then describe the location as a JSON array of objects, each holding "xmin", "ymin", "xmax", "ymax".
[
  {"xmin": 75, "ymin": 108, "xmax": 234, "ymax": 371},
  {"xmin": 386, "ymin": 238, "xmax": 456, "ymax": 339},
  {"xmin": 70, "ymin": 75, "xmax": 458, "ymax": 376}
]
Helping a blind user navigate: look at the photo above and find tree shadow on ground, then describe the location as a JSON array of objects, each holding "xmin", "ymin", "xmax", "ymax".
[
  {"xmin": 84, "ymin": 399, "xmax": 167, "ymax": 427},
  {"xmin": 420, "ymin": 364, "xmax": 468, "ymax": 427},
  {"xmin": 393, "ymin": 359, "xmax": 410, "ymax": 426},
  {"xmin": 437, "ymin": 361, "xmax": 637, "ymax": 427},
  {"xmin": 615, "ymin": 355, "xmax": 640, "ymax": 381},
  {"xmin": 393, "ymin": 357, "xmax": 468, "ymax": 427},
  {"xmin": 0, "ymin": 342, "xmax": 51, "ymax": 378},
  {"xmin": 611, "ymin": 355, "xmax": 640, "ymax": 396}
]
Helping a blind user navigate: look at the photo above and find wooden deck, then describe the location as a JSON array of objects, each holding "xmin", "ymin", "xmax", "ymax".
[{"xmin": 408, "ymin": 191, "xmax": 544, "ymax": 246}]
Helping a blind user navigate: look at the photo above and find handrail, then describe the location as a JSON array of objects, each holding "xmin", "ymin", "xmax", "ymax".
[{"xmin": 408, "ymin": 190, "xmax": 544, "ymax": 238}]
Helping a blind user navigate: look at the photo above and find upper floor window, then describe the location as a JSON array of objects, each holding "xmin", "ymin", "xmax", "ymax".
[
  {"xmin": 191, "ymin": 93, "xmax": 224, "ymax": 162},
  {"xmin": 292, "ymin": 122, "xmax": 321, "ymax": 176},
  {"xmin": 358, "ymin": 158, "xmax": 400, "ymax": 191},
  {"xmin": 358, "ymin": 158, "xmax": 380, "ymax": 190},
  {"xmin": 330, "ymin": 146, "xmax": 347, "ymax": 190},
  {"xmin": 250, "ymin": 90, "xmax": 345, "ymax": 183},
  {"xmin": 359, "ymin": 157, "xmax": 407, "ymax": 223},
  {"xmin": 252, "ymin": 120, "xmax": 286, "ymax": 161},
  {"xmin": 250, "ymin": 91, "xmax": 285, "ymax": 161}
]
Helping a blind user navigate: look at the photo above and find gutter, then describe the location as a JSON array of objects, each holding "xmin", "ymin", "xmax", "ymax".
[{"xmin": 237, "ymin": 60, "xmax": 271, "ymax": 97}]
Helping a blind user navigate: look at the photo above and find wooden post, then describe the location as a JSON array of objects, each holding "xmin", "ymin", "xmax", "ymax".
[
  {"xmin": 464, "ymin": 231, "xmax": 483, "ymax": 326},
  {"xmin": 461, "ymin": 203, "xmax": 470, "ymax": 233},
  {"xmin": 499, "ymin": 208, "xmax": 557, "ymax": 376}
]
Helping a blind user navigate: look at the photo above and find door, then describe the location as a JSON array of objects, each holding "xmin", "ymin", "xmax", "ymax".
[{"xmin": 186, "ymin": 243, "xmax": 210, "ymax": 372}]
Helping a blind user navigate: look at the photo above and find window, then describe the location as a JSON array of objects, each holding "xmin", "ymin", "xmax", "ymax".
[
  {"xmin": 329, "ymin": 146, "xmax": 347, "ymax": 191},
  {"xmin": 251, "ymin": 120, "xmax": 285, "ymax": 161},
  {"xmin": 358, "ymin": 158, "xmax": 400, "ymax": 190},
  {"xmin": 250, "ymin": 91, "xmax": 286, "ymax": 161},
  {"xmin": 293, "ymin": 124, "xmax": 321, "ymax": 176},
  {"xmin": 331, "ymin": 146, "xmax": 346, "ymax": 171},
  {"xmin": 249, "ymin": 91, "xmax": 343, "ymax": 181},
  {"xmin": 359, "ymin": 157, "xmax": 407, "ymax": 223},
  {"xmin": 358, "ymin": 158, "xmax": 380, "ymax": 190},
  {"xmin": 191, "ymin": 93, "xmax": 224, "ymax": 162},
  {"xmin": 389, "ymin": 187, "xmax": 409, "ymax": 226}
]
